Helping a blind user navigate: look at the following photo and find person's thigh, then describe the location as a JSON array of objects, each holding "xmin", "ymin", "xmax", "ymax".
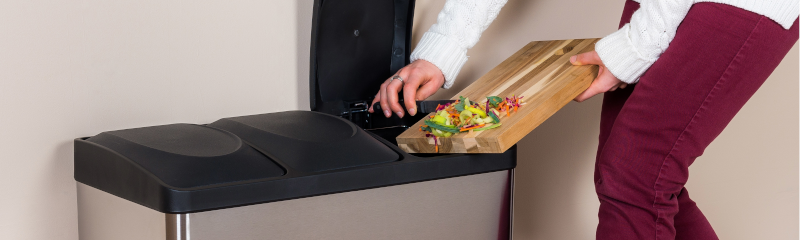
[
  {"xmin": 595, "ymin": 3, "xmax": 798, "ymax": 240},
  {"xmin": 595, "ymin": 0, "xmax": 639, "ymax": 183}
]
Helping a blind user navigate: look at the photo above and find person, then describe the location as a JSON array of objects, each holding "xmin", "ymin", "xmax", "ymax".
[{"xmin": 369, "ymin": 0, "xmax": 799, "ymax": 239}]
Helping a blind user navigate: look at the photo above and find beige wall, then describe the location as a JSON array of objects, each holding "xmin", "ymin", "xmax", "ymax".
[
  {"xmin": 0, "ymin": 1, "xmax": 302, "ymax": 239},
  {"xmin": 0, "ymin": 0, "xmax": 795, "ymax": 239}
]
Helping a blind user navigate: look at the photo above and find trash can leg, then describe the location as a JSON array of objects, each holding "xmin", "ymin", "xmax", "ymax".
[{"xmin": 166, "ymin": 214, "xmax": 189, "ymax": 240}]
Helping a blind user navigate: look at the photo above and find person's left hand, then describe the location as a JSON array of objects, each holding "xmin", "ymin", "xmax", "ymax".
[
  {"xmin": 368, "ymin": 60, "xmax": 445, "ymax": 118},
  {"xmin": 570, "ymin": 51, "xmax": 627, "ymax": 102}
]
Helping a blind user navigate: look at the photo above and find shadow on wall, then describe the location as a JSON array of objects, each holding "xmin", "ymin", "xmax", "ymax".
[
  {"xmin": 513, "ymin": 96, "xmax": 602, "ymax": 239},
  {"xmin": 296, "ymin": 0, "xmax": 313, "ymax": 110},
  {"xmin": 50, "ymin": 140, "xmax": 80, "ymax": 239},
  {"xmin": 410, "ymin": 0, "xmax": 443, "ymax": 50}
]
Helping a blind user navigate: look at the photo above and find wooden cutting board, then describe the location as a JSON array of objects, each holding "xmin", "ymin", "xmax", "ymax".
[{"xmin": 396, "ymin": 38, "xmax": 600, "ymax": 153}]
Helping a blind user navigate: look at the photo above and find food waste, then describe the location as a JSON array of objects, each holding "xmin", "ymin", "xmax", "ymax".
[{"xmin": 421, "ymin": 95, "xmax": 525, "ymax": 152}]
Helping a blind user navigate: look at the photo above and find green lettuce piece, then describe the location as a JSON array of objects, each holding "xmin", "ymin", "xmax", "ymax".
[
  {"xmin": 420, "ymin": 126, "xmax": 432, "ymax": 132},
  {"xmin": 488, "ymin": 111, "xmax": 501, "ymax": 123},
  {"xmin": 454, "ymin": 104, "xmax": 465, "ymax": 112},
  {"xmin": 455, "ymin": 96, "xmax": 467, "ymax": 112},
  {"xmin": 425, "ymin": 120, "xmax": 460, "ymax": 133},
  {"xmin": 487, "ymin": 96, "xmax": 503, "ymax": 108}
]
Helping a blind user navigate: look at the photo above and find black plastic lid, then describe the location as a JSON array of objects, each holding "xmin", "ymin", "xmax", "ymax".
[
  {"xmin": 84, "ymin": 124, "xmax": 285, "ymax": 189},
  {"xmin": 208, "ymin": 111, "xmax": 400, "ymax": 172},
  {"xmin": 75, "ymin": 111, "xmax": 516, "ymax": 213},
  {"xmin": 309, "ymin": 0, "xmax": 415, "ymax": 113}
]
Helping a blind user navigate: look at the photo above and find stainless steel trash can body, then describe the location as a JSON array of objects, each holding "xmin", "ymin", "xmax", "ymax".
[{"xmin": 78, "ymin": 170, "xmax": 512, "ymax": 240}]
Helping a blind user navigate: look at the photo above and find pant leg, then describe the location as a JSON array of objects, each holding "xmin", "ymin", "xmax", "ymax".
[
  {"xmin": 594, "ymin": 3, "xmax": 799, "ymax": 240},
  {"xmin": 597, "ymin": 2, "xmax": 718, "ymax": 240},
  {"xmin": 673, "ymin": 188, "xmax": 718, "ymax": 240},
  {"xmin": 596, "ymin": 0, "xmax": 639, "ymax": 181}
]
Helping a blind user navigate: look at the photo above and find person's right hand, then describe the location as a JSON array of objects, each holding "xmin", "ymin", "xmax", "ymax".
[
  {"xmin": 570, "ymin": 51, "xmax": 628, "ymax": 102},
  {"xmin": 369, "ymin": 59, "xmax": 445, "ymax": 118}
]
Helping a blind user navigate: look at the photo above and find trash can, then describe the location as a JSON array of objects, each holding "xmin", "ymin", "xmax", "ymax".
[{"xmin": 75, "ymin": 0, "xmax": 517, "ymax": 239}]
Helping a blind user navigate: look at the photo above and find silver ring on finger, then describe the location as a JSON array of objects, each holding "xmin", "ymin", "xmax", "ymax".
[{"xmin": 391, "ymin": 75, "xmax": 404, "ymax": 84}]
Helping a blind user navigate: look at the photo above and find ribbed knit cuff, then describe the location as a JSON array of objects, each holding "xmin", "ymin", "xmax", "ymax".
[
  {"xmin": 595, "ymin": 24, "xmax": 656, "ymax": 84},
  {"xmin": 410, "ymin": 32, "xmax": 468, "ymax": 89}
]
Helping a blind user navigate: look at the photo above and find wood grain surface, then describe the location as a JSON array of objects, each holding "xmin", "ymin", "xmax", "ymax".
[{"xmin": 396, "ymin": 38, "xmax": 600, "ymax": 153}]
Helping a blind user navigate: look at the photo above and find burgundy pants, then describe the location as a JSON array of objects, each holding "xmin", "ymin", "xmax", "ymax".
[{"xmin": 595, "ymin": 1, "xmax": 798, "ymax": 240}]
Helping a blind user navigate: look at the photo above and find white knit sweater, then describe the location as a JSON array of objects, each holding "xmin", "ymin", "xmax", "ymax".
[{"xmin": 410, "ymin": 0, "xmax": 798, "ymax": 88}]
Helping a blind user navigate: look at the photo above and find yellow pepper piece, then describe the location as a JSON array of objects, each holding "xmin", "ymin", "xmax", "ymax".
[
  {"xmin": 465, "ymin": 106, "xmax": 487, "ymax": 118},
  {"xmin": 432, "ymin": 115, "xmax": 447, "ymax": 125}
]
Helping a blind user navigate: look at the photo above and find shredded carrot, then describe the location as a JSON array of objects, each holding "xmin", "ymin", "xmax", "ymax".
[
  {"xmin": 514, "ymin": 105, "xmax": 518, "ymax": 113},
  {"xmin": 433, "ymin": 136, "xmax": 439, "ymax": 153}
]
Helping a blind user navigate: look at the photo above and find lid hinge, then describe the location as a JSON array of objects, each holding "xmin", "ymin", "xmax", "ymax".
[{"xmin": 341, "ymin": 100, "xmax": 372, "ymax": 129}]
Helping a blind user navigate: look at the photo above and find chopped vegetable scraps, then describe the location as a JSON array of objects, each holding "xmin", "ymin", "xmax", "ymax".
[{"xmin": 420, "ymin": 95, "xmax": 525, "ymax": 152}]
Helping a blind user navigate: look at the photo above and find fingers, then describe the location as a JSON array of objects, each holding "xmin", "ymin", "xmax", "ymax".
[
  {"xmin": 385, "ymin": 75, "xmax": 406, "ymax": 118},
  {"xmin": 402, "ymin": 78, "xmax": 421, "ymax": 116},
  {"xmin": 368, "ymin": 92, "xmax": 380, "ymax": 113},
  {"xmin": 370, "ymin": 60, "xmax": 445, "ymax": 118},
  {"xmin": 574, "ymin": 79, "xmax": 606, "ymax": 102},
  {"xmin": 379, "ymin": 79, "xmax": 392, "ymax": 117},
  {"xmin": 570, "ymin": 51, "xmax": 603, "ymax": 66},
  {"xmin": 574, "ymin": 67, "xmax": 606, "ymax": 102},
  {"xmin": 574, "ymin": 66, "xmax": 624, "ymax": 102},
  {"xmin": 619, "ymin": 83, "xmax": 628, "ymax": 89}
]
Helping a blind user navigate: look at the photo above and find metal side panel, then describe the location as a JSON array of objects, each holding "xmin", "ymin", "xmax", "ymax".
[
  {"xmin": 77, "ymin": 183, "xmax": 167, "ymax": 240},
  {"xmin": 509, "ymin": 168, "xmax": 516, "ymax": 240},
  {"xmin": 186, "ymin": 170, "xmax": 511, "ymax": 240},
  {"xmin": 78, "ymin": 170, "xmax": 511, "ymax": 240}
]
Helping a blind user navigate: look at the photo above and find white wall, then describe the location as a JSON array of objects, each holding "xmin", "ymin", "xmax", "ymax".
[
  {"xmin": 1, "ymin": 0, "xmax": 796, "ymax": 239},
  {"xmin": 1, "ymin": 1, "xmax": 302, "ymax": 239}
]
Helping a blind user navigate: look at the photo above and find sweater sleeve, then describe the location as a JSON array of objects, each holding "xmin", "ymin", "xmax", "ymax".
[
  {"xmin": 595, "ymin": 0, "xmax": 694, "ymax": 84},
  {"xmin": 410, "ymin": 0, "xmax": 508, "ymax": 89}
]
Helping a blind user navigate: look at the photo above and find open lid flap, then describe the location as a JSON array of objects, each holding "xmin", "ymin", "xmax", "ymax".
[{"xmin": 309, "ymin": 0, "xmax": 415, "ymax": 114}]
